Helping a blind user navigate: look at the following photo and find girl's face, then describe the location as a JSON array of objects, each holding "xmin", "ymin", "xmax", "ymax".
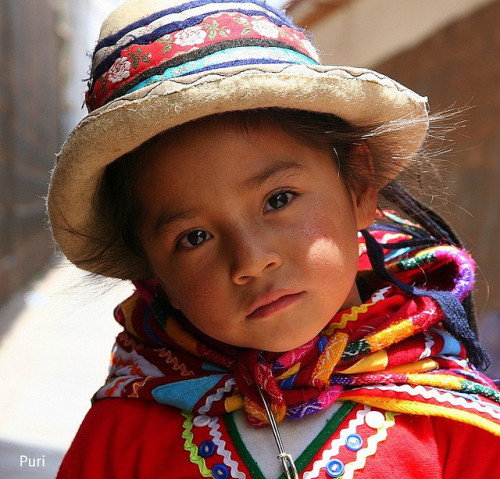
[{"xmin": 136, "ymin": 118, "xmax": 377, "ymax": 351}]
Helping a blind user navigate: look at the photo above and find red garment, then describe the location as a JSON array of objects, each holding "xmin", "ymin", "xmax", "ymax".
[
  {"xmin": 58, "ymin": 398, "xmax": 500, "ymax": 478},
  {"xmin": 58, "ymin": 215, "xmax": 500, "ymax": 477}
]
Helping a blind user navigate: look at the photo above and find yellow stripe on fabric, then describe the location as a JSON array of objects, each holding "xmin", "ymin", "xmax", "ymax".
[
  {"xmin": 166, "ymin": 318, "xmax": 201, "ymax": 356},
  {"xmin": 312, "ymin": 332, "xmax": 349, "ymax": 385},
  {"xmin": 339, "ymin": 350, "xmax": 388, "ymax": 374},
  {"xmin": 277, "ymin": 363, "xmax": 301, "ymax": 381},
  {"xmin": 406, "ymin": 373, "xmax": 463, "ymax": 390},
  {"xmin": 366, "ymin": 318, "xmax": 417, "ymax": 351},
  {"xmin": 324, "ymin": 303, "xmax": 373, "ymax": 334},
  {"xmin": 342, "ymin": 411, "xmax": 396, "ymax": 479},
  {"xmin": 384, "ymin": 358, "xmax": 438, "ymax": 374},
  {"xmin": 121, "ymin": 294, "xmax": 140, "ymax": 338},
  {"xmin": 225, "ymin": 393, "xmax": 244, "ymax": 412},
  {"xmin": 244, "ymin": 397, "xmax": 269, "ymax": 424},
  {"xmin": 181, "ymin": 411, "xmax": 212, "ymax": 477},
  {"xmin": 340, "ymin": 396, "xmax": 500, "ymax": 437},
  {"xmin": 244, "ymin": 396, "xmax": 286, "ymax": 424}
]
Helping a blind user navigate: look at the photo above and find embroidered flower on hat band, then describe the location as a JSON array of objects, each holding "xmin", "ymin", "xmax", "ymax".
[
  {"xmin": 175, "ymin": 25, "xmax": 209, "ymax": 46},
  {"xmin": 107, "ymin": 57, "xmax": 133, "ymax": 83},
  {"xmin": 86, "ymin": 10, "xmax": 319, "ymax": 111}
]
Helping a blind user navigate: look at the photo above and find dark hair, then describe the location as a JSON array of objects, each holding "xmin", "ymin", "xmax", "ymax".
[{"xmin": 95, "ymin": 107, "xmax": 489, "ymax": 369}]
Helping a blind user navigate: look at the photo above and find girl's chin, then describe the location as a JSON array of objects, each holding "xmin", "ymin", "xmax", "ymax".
[{"xmin": 244, "ymin": 336, "xmax": 316, "ymax": 352}]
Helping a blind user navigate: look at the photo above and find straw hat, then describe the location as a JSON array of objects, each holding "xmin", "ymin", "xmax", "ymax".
[{"xmin": 47, "ymin": 0, "xmax": 429, "ymax": 279}]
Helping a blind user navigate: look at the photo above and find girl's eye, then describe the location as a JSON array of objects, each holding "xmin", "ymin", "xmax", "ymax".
[
  {"xmin": 177, "ymin": 229, "xmax": 211, "ymax": 249},
  {"xmin": 264, "ymin": 191, "xmax": 297, "ymax": 213}
]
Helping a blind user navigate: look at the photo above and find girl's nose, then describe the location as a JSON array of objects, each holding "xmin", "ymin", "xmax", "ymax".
[{"xmin": 228, "ymin": 227, "xmax": 283, "ymax": 285}]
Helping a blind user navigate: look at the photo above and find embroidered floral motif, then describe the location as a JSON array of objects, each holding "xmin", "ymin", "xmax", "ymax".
[
  {"xmin": 158, "ymin": 34, "xmax": 173, "ymax": 54},
  {"xmin": 127, "ymin": 47, "xmax": 152, "ymax": 69},
  {"xmin": 174, "ymin": 25, "xmax": 208, "ymax": 46},
  {"xmin": 202, "ymin": 19, "xmax": 230, "ymax": 39},
  {"xmin": 233, "ymin": 16, "xmax": 252, "ymax": 35},
  {"xmin": 87, "ymin": 12, "xmax": 318, "ymax": 110},
  {"xmin": 251, "ymin": 18, "xmax": 280, "ymax": 38},
  {"xmin": 107, "ymin": 57, "xmax": 132, "ymax": 83}
]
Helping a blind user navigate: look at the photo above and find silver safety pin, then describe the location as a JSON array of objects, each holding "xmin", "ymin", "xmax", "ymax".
[{"xmin": 257, "ymin": 386, "xmax": 299, "ymax": 479}]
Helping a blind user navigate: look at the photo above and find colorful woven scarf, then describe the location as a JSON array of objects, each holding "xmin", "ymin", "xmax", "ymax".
[{"xmin": 95, "ymin": 214, "xmax": 500, "ymax": 435}]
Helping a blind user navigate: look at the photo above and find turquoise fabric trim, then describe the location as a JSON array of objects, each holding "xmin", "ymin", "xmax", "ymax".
[
  {"xmin": 128, "ymin": 46, "xmax": 318, "ymax": 92},
  {"xmin": 152, "ymin": 374, "xmax": 225, "ymax": 410},
  {"xmin": 433, "ymin": 327, "xmax": 462, "ymax": 356},
  {"xmin": 385, "ymin": 247, "xmax": 412, "ymax": 262}
]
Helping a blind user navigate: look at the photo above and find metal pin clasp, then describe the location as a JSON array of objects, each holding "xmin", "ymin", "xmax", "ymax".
[
  {"xmin": 257, "ymin": 386, "xmax": 299, "ymax": 479},
  {"xmin": 278, "ymin": 452, "xmax": 299, "ymax": 479}
]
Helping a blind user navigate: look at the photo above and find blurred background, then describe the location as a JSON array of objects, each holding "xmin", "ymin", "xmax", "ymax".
[{"xmin": 0, "ymin": 0, "xmax": 498, "ymax": 476}]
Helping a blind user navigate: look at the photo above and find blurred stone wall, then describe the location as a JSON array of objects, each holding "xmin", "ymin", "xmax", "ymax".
[
  {"xmin": 373, "ymin": 0, "xmax": 500, "ymax": 313},
  {"xmin": 0, "ymin": 0, "xmax": 65, "ymax": 304}
]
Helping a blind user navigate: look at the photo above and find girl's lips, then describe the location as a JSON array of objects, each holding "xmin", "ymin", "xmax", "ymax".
[{"xmin": 246, "ymin": 291, "xmax": 305, "ymax": 320}]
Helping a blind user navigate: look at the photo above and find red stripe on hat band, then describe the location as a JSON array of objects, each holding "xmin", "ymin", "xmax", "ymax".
[{"xmin": 86, "ymin": 12, "xmax": 318, "ymax": 111}]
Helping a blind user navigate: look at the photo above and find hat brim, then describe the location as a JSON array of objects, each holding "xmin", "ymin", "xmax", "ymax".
[{"xmin": 47, "ymin": 63, "xmax": 429, "ymax": 279}]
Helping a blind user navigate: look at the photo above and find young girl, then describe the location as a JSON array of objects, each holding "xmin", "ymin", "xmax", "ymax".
[{"xmin": 48, "ymin": 0, "xmax": 500, "ymax": 477}]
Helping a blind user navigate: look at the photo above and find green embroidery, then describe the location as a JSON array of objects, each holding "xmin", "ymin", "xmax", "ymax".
[
  {"xmin": 341, "ymin": 339, "xmax": 371, "ymax": 361},
  {"xmin": 224, "ymin": 401, "xmax": 356, "ymax": 479},
  {"xmin": 181, "ymin": 411, "xmax": 212, "ymax": 477},
  {"xmin": 158, "ymin": 35, "xmax": 173, "ymax": 54},
  {"xmin": 202, "ymin": 20, "xmax": 229, "ymax": 39},
  {"xmin": 397, "ymin": 251, "xmax": 436, "ymax": 272},
  {"xmin": 462, "ymin": 380, "xmax": 500, "ymax": 402},
  {"xmin": 128, "ymin": 47, "xmax": 151, "ymax": 69},
  {"xmin": 233, "ymin": 17, "xmax": 252, "ymax": 35}
]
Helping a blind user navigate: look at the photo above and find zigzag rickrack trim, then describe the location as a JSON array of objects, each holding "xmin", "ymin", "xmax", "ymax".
[
  {"xmin": 304, "ymin": 407, "xmax": 396, "ymax": 479},
  {"xmin": 181, "ymin": 411, "xmax": 212, "ymax": 477},
  {"xmin": 198, "ymin": 377, "xmax": 236, "ymax": 415},
  {"xmin": 208, "ymin": 416, "xmax": 246, "ymax": 478},
  {"xmin": 343, "ymin": 411, "xmax": 396, "ymax": 478},
  {"xmin": 303, "ymin": 406, "xmax": 369, "ymax": 479}
]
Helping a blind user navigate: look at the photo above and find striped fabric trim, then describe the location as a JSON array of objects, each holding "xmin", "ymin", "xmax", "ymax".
[
  {"xmin": 87, "ymin": 9, "xmax": 319, "ymax": 110},
  {"xmin": 93, "ymin": 1, "xmax": 296, "ymax": 80},
  {"xmin": 96, "ymin": 0, "xmax": 290, "ymax": 51},
  {"xmin": 127, "ymin": 46, "xmax": 318, "ymax": 93},
  {"xmin": 343, "ymin": 395, "xmax": 500, "ymax": 437}
]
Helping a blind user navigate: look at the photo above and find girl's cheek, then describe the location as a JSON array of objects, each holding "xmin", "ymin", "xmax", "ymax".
[
  {"xmin": 299, "ymin": 211, "xmax": 358, "ymax": 271},
  {"xmin": 163, "ymin": 269, "xmax": 218, "ymax": 312},
  {"xmin": 306, "ymin": 237, "xmax": 341, "ymax": 266}
]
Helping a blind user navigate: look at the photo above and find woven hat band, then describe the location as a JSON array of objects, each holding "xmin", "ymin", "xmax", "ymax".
[{"xmin": 86, "ymin": 1, "xmax": 319, "ymax": 111}]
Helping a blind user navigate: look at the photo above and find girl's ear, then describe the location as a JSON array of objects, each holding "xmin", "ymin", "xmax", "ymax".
[{"xmin": 349, "ymin": 142, "xmax": 378, "ymax": 230}]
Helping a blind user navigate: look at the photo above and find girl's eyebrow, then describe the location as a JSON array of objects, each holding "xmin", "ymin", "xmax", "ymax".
[
  {"xmin": 154, "ymin": 161, "xmax": 305, "ymax": 235},
  {"xmin": 241, "ymin": 160, "xmax": 306, "ymax": 191},
  {"xmin": 154, "ymin": 209, "xmax": 197, "ymax": 236}
]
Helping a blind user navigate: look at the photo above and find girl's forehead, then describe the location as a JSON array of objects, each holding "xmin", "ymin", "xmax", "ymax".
[
  {"xmin": 136, "ymin": 116, "xmax": 334, "ymax": 201},
  {"xmin": 144, "ymin": 114, "xmax": 300, "ymax": 166},
  {"xmin": 156, "ymin": 111, "xmax": 280, "ymax": 145}
]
